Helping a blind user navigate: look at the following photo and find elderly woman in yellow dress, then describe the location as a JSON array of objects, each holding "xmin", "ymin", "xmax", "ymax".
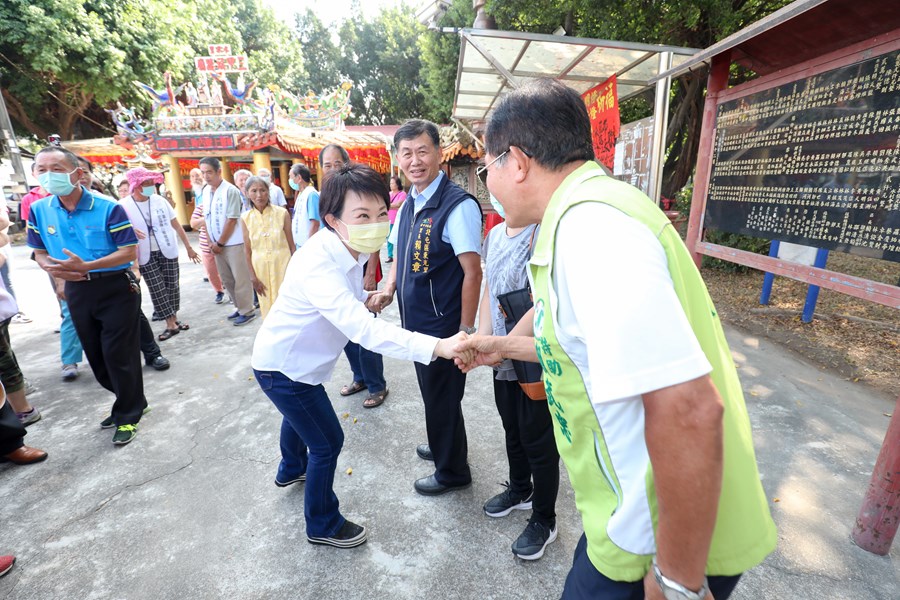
[{"xmin": 240, "ymin": 176, "xmax": 294, "ymax": 318}]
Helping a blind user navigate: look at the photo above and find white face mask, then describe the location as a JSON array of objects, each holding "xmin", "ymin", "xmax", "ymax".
[
  {"xmin": 336, "ymin": 220, "xmax": 390, "ymax": 254},
  {"xmin": 38, "ymin": 169, "xmax": 78, "ymax": 196},
  {"xmin": 489, "ymin": 193, "xmax": 505, "ymax": 219}
]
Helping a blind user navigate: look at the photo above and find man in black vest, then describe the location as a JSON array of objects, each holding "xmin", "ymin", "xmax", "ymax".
[{"xmin": 377, "ymin": 119, "xmax": 483, "ymax": 495}]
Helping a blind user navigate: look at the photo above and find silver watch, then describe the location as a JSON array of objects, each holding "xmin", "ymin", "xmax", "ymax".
[
  {"xmin": 460, "ymin": 326, "xmax": 476, "ymax": 335},
  {"xmin": 652, "ymin": 558, "xmax": 709, "ymax": 600}
]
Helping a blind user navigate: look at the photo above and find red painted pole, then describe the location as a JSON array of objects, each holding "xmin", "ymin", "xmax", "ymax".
[
  {"xmin": 852, "ymin": 395, "xmax": 900, "ymax": 555},
  {"xmin": 686, "ymin": 50, "xmax": 731, "ymax": 269}
]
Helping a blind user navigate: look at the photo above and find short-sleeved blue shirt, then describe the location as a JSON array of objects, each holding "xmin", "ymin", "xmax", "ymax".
[
  {"xmin": 26, "ymin": 186, "xmax": 138, "ymax": 272},
  {"xmin": 387, "ymin": 171, "xmax": 482, "ymax": 256},
  {"xmin": 306, "ymin": 188, "xmax": 323, "ymax": 225}
]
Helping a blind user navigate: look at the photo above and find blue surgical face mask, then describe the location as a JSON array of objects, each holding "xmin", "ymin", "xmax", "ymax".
[
  {"xmin": 489, "ymin": 193, "xmax": 505, "ymax": 219},
  {"xmin": 289, "ymin": 179, "xmax": 300, "ymax": 191},
  {"xmin": 38, "ymin": 169, "xmax": 78, "ymax": 197},
  {"xmin": 142, "ymin": 185, "xmax": 156, "ymax": 197}
]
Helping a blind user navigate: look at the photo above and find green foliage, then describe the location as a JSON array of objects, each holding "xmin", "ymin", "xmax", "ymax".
[
  {"xmin": 336, "ymin": 3, "xmax": 432, "ymax": 125},
  {"xmin": 0, "ymin": 0, "xmax": 303, "ymax": 140},
  {"xmin": 418, "ymin": 0, "xmax": 476, "ymax": 123},
  {"xmin": 479, "ymin": 0, "xmax": 793, "ymax": 197},
  {"xmin": 702, "ymin": 230, "xmax": 771, "ymax": 273},
  {"xmin": 295, "ymin": 8, "xmax": 341, "ymax": 95},
  {"xmin": 231, "ymin": 0, "xmax": 305, "ymax": 92}
]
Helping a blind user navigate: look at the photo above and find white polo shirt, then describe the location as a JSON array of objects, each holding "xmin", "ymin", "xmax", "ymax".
[{"xmin": 251, "ymin": 228, "xmax": 439, "ymax": 384}]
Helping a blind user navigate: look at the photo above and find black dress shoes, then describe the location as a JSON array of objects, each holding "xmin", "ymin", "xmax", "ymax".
[
  {"xmin": 414, "ymin": 474, "xmax": 471, "ymax": 496},
  {"xmin": 416, "ymin": 444, "xmax": 434, "ymax": 461},
  {"xmin": 147, "ymin": 355, "xmax": 170, "ymax": 371}
]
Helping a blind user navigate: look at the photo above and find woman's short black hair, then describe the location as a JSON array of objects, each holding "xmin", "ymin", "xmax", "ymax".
[
  {"xmin": 390, "ymin": 175, "xmax": 404, "ymax": 190},
  {"xmin": 319, "ymin": 163, "xmax": 390, "ymax": 231}
]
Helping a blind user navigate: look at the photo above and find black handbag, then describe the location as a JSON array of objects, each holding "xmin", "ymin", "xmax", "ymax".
[{"xmin": 495, "ymin": 226, "xmax": 546, "ymax": 401}]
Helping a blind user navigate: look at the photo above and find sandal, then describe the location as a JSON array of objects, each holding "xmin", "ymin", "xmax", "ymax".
[
  {"xmin": 340, "ymin": 381, "xmax": 366, "ymax": 396},
  {"xmin": 158, "ymin": 328, "xmax": 180, "ymax": 341},
  {"xmin": 176, "ymin": 321, "xmax": 190, "ymax": 331},
  {"xmin": 363, "ymin": 389, "xmax": 389, "ymax": 408}
]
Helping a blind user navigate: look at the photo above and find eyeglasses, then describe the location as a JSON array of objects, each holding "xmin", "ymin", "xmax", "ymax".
[{"xmin": 476, "ymin": 150, "xmax": 508, "ymax": 177}]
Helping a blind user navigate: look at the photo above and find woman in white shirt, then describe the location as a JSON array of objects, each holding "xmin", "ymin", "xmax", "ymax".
[
  {"xmin": 251, "ymin": 164, "xmax": 469, "ymax": 549},
  {"xmin": 121, "ymin": 168, "xmax": 200, "ymax": 341}
]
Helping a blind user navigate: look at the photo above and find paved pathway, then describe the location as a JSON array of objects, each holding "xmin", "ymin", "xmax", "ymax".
[{"xmin": 1, "ymin": 239, "xmax": 897, "ymax": 599}]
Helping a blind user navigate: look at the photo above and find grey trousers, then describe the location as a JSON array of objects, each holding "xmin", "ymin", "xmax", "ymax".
[{"xmin": 214, "ymin": 244, "xmax": 255, "ymax": 316}]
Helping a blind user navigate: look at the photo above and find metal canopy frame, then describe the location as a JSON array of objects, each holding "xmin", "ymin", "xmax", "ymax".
[
  {"xmin": 451, "ymin": 28, "xmax": 698, "ymax": 203},
  {"xmin": 453, "ymin": 28, "xmax": 697, "ymax": 119}
]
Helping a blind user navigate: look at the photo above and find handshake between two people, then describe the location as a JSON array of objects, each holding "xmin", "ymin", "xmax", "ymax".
[
  {"xmin": 431, "ymin": 332, "xmax": 506, "ymax": 372},
  {"xmin": 365, "ymin": 290, "xmax": 535, "ymax": 372}
]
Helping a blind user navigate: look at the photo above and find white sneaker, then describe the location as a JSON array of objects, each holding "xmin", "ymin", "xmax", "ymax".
[
  {"xmin": 62, "ymin": 364, "xmax": 79, "ymax": 381},
  {"xmin": 11, "ymin": 313, "xmax": 32, "ymax": 324}
]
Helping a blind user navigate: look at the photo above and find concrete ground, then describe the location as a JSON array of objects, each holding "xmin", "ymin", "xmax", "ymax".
[{"xmin": 0, "ymin": 237, "xmax": 897, "ymax": 599}]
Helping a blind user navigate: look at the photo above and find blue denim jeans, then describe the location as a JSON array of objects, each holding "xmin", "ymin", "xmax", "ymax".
[
  {"xmin": 344, "ymin": 341, "xmax": 386, "ymax": 393},
  {"xmin": 253, "ymin": 369, "xmax": 346, "ymax": 538},
  {"xmin": 59, "ymin": 300, "xmax": 84, "ymax": 365}
]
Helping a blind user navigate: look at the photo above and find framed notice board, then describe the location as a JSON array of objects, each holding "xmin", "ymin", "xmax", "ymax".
[{"xmin": 706, "ymin": 49, "xmax": 900, "ymax": 262}]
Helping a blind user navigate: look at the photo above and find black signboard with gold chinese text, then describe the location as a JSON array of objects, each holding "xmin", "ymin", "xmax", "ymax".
[{"xmin": 706, "ymin": 49, "xmax": 900, "ymax": 262}]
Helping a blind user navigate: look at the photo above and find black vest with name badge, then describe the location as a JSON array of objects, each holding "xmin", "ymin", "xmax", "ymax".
[{"xmin": 395, "ymin": 175, "xmax": 482, "ymax": 337}]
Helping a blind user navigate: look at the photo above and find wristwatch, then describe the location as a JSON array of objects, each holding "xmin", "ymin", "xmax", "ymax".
[
  {"xmin": 216, "ymin": 241, "xmax": 225, "ymax": 248},
  {"xmin": 460, "ymin": 326, "xmax": 476, "ymax": 335},
  {"xmin": 652, "ymin": 559, "xmax": 709, "ymax": 600}
]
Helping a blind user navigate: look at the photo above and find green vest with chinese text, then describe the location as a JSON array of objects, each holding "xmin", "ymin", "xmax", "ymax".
[{"xmin": 529, "ymin": 161, "xmax": 777, "ymax": 582}]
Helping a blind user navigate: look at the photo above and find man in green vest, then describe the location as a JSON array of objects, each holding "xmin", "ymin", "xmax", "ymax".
[{"xmin": 456, "ymin": 79, "xmax": 776, "ymax": 599}]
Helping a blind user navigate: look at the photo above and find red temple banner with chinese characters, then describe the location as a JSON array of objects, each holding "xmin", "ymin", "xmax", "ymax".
[{"xmin": 580, "ymin": 76, "xmax": 620, "ymax": 170}]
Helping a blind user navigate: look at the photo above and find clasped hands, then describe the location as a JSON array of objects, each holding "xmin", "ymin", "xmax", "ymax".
[
  {"xmin": 429, "ymin": 332, "xmax": 506, "ymax": 372},
  {"xmin": 43, "ymin": 249, "xmax": 89, "ymax": 281}
]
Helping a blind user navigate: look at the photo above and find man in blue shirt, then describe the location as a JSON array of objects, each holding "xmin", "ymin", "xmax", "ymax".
[
  {"xmin": 376, "ymin": 119, "xmax": 483, "ymax": 495},
  {"xmin": 289, "ymin": 163, "xmax": 321, "ymax": 248},
  {"xmin": 27, "ymin": 146, "xmax": 147, "ymax": 446}
]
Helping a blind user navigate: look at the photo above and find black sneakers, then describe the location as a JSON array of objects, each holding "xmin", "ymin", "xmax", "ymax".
[
  {"xmin": 274, "ymin": 474, "xmax": 306, "ymax": 488},
  {"xmin": 307, "ymin": 520, "xmax": 367, "ymax": 548},
  {"xmin": 101, "ymin": 406, "xmax": 151, "ymax": 429},
  {"xmin": 512, "ymin": 518, "xmax": 558, "ymax": 560},
  {"xmin": 483, "ymin": 482, "xmax": 534, "ymax": 518}
]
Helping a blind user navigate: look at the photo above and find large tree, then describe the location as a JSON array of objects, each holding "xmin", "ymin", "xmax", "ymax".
[
  {"xmin": 475, "ymin": 0, "xmax": 792, "ymax": 197},
  {"xmin": 337, "ymin": 3, "xmax": 434, "ymax": 125},
  {"xmin": 0, "ymin": 0, "xmax": 304, "ymax": 141},
  {"xmin": 295, "ymin": 8, "xmax": 341, "ymax": 95},
  {"xmin": 418, "ymin": 0, "xmax": 476, "ymax": 122}
]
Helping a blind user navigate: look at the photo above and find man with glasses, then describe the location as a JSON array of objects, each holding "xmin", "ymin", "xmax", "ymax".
[
  {"xmin": 373, "ymin": 119, "xmax": 483, "ymax": 495},
  {"xmin": 454, "ymin": 79, "xmax": 776, "ymax": 599}
]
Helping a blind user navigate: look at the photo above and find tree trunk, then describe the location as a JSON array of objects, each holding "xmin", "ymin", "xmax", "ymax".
[
  {"xmin": 56, "ymin": 83, "xmax": 95, "ymax": 140},
  {"xmin": 1, "ymin": 88, "xmax": 48, "ymax": 140},
  {"xmin": 661, "ymin": 69, "xmax": 707, "ymax": 199}
]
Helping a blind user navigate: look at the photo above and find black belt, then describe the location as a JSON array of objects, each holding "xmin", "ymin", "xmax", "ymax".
[{"xmin": 81, "ymin": 270, "xmax": 127, "ymax": 281}]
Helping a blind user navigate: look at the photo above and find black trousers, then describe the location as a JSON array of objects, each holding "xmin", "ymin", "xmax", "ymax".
[
  {"xmin": 0, "ymin": 400, "xmax": 26, "ymax": 455},
  {"xmin": 562, "ymin": 534, "xmax": 742, "ymax": 599},
  {"xmin": 66, "ymin": 273, "xmax": 147, "ymax": 425},
  {"xmin": 138, "ymin": 310, "xmax": 161, "ymax": 362},
  {"xmin": 414, "ymin": 357, "xmax": 471, "ymax": 486},
  {"xmin": 493, "ymin": 376, "xmax": 560, "ymax": 525}
]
